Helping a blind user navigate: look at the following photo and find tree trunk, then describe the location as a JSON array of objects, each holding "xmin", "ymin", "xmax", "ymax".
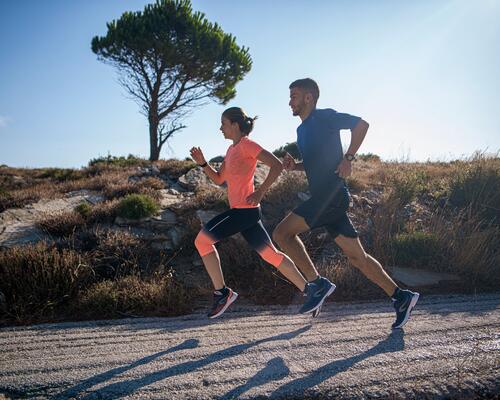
[{"xmin": 149, "ymin": 116, "xmax": 160, "ymax": 161}]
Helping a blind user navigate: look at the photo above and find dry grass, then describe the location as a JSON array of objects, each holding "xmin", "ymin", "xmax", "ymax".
[
  {"xmin": 37, "ymin": 211, "xmax": 86, "ymax": 237},
  {"xmin": 0, "ymin": 242, "xmax": 92, "ymax": 324},
  {"xmin": 156, "ymin": 158, "xmax": 197, "ymax": 179},
  {"xmin": 76, "ymin": 273, "xmax": 194, "ymax": 319}
]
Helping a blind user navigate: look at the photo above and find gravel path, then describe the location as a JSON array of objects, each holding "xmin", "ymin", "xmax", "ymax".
[{"xmin": 1, "ymin": 293, "xmax": 499, "ymax": 399}]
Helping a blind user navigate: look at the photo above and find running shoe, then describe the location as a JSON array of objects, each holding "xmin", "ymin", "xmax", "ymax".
[
  {"xmin": 208, "ymin": 288, "xmax": 238, "ymax": 319},
  {"xmin": 312, "ymin": 303, "xmax": 322, "ymax": 318},
  {"xmin": 391, "ymin": 289, "xmax": 419, "ymax": 329},
  {"xmin": 299, "ymin": 277, "xmax": 336, "ymax": 314}
]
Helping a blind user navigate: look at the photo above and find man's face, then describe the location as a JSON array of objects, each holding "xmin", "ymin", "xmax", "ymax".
[{"xmin": 289, "ymin": 87, "xmax": 307, "ymax": 116}]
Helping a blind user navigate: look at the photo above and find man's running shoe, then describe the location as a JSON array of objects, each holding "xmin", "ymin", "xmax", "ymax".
[
  {"xmin": 299, "ymin": 277, "xmax": 336, "ymax": 314},
  {"xmin": 208, "ymin": 288, "xmax": 238, "ymax": 319},
  {"xmin": 391, "ymin": 289, "xmax": 419, "ymax": 329},
  {"xmin": 312, "ymin": 303, "xmax": 322, "ymax": 318}
]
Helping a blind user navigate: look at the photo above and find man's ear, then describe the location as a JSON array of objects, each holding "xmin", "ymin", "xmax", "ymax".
[{"xmin": 305, "ymin": 93, "xmax": 313, "ymax": 104}]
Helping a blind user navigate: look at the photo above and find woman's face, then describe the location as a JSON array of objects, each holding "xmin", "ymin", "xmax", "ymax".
[{"xmin": 220, "ymin": 116, "xmax": 239, "ymax": 140}]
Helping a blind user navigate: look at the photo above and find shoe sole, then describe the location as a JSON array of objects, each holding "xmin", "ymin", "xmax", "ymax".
[
  {"xmin": 312, "ymin": 304, "xmax": 322, "ymax": 318},
  {"xmin": 303, "ymin": 283, "xmax": 336, "ymax": 314},
  {"xmin": 209, "ymin": 291, "xmax": 238, "ymax": 319},
  {"xmin": 392, "ymin": 292, "xmax": 419, "ymax": 329}
]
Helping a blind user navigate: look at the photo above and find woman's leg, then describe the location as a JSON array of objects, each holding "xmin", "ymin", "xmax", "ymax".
[
  {"xmin": 195, "ymin": 210, "xmax": 236, "ymax": 290},
  {"xmin": 241, "ymin": 221, "xmax": 307, "ymax": 291}
]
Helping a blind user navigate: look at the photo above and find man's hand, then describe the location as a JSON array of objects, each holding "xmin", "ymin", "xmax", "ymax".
[
  {"xmin": 246, "ymin": 189, "xmax": 264, "ymax": 206},
  {"xmin": 190, "ymin": 147, "xmax": 206, "ymax": 166},
  {"xmin": 283, "ymin": 152, "xmax": 296, "ymax": 171},
  {"xmin": 335, "ymin": 159, "xmax": 352, "ymax": 179}
]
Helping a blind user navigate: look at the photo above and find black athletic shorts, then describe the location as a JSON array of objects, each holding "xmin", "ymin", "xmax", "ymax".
[{"xmin": 293, "ymin": 189, "xmax": 358, "ymax": 239}]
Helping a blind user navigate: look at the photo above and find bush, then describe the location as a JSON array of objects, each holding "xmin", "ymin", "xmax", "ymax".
[
  {"xmin": 157, "ymin": 158, "xmax": 197, "ymax": 179},
  {"xmin": 86, "ymin": 200, "xmax": 119, "ymax": 224},
  {"xmin": 209, "ymin": 155, "xmax": 224, "ymax": 163},
  {"xmin": 75, "ymin": 202, "xmax": 92, "ymax": 217},
  {"xmin": 388, "ymin": 168, "xmax": 429, "ymax": 205},
  {"xmin": 261, "ymin": 172, "xmax": 308, "ymax": 225},
  {"xmin": 357, "ymin": 153, "xmax": 381, "ymax": 162},
  {"xmin": 116, "ymin": 194, "xmax": 159, "ymax": 219},
  {"xmin": 37, "ymin": 211, "xmax": 86, "ymax": 237},
  {"xmin": 0, "ymin": 243, "xmax": 92, "ymax": 323},
  {"xmin": 77, "ymin": 273, "xmax": 193, "ymax": 319},
  {"xmin": 35, "ymin": 168, "xmax": 85, "ymax": 182},
  {"xmin": 448, "ymin": 156, "xmax": 500, "ymax": 224},
  {"xmin": 87, "ymin": 229, "xmax": 149, "ymax": 279},
  {"xmin": 88, "ymin": 154, "xmax": 147, "ymax": 168},
  {"xmin": 431, "ymin": 212, "xmax": 500, "ymax": 287},
  {"xmin": 390, "ymin": 231, "xmax": 444, "ymax": 270},
  {"xmin": 273, "ymin": 142, "xmax": 301, "ymax": 160}
]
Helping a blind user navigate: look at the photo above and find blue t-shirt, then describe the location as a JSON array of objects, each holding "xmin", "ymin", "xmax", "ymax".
[{"xmin": 296, "ymin": 108, "xmax": 361, "ymax": 202}]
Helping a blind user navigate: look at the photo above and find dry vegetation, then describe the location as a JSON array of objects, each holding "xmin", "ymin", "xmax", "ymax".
[{"xmin": 1, "ymin": 153, "xmax": 499, "ymax": 325}]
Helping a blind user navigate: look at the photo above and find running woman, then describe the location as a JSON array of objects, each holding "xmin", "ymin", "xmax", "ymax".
[
  {"xmin": 190, "ymin": 107, "xmax": 334, "ymax": 318},
  {"xmin": 273, "ymin": 79, "xmax": 419, "ymax": 329}
]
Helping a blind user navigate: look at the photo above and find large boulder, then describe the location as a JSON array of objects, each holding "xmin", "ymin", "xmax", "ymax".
[{"xmin": 178, "ymin": 167, "xmax": 220, "ymax": 191}]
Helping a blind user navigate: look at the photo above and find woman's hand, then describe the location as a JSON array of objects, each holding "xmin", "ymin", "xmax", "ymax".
[
  {"xmin": 190, "ymin": 147, "xmax": 206, "ymax": 166},
  {"xmin": 246, "ymin": 189, "xmax": 264, "ymax": 206}
]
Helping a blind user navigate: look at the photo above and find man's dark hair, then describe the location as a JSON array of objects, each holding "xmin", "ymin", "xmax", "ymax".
[{"xmin": 289, "ymin": 78, "xmax": 320, "ymax": 102}]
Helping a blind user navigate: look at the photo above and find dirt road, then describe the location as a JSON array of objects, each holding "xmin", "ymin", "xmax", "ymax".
[{"xmin": 1, "ymin": 293, "xmax": 499, "ymax": 399}]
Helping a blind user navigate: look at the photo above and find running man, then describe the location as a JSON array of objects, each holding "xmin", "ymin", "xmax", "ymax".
[
  {"xmin": 190, "ymin": 107, "xmax": 334, "ymax": 318},
  {"xmin": 272, "ymin": 78, "xmax": 419, "ymax": 329}
]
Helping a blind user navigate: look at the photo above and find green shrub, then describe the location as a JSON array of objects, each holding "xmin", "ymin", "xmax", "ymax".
[
  {"xmin": 390, "ymin": 231, "xmax": 444, "ymax": 270},
  {"xmin": 75, "ymin": 202, "xmax": 92, "ymax": 217},
  {"xmin": 116, "ymin": 194, "xmax": 159, "ymax": 219},
  {"xmin": 357, "ymin": 153, "xmax": 381, "ymax": 162},
  {"xmin": 88, "ymin": 153, "xmax": 146, "ymax": 168},
  {"xmin": 388, "ymin": 168, "xmax": 429, "ymax": 205},
  {"xmin": 77, "ymin": 273, "xmax": 193, "ymax": 319},
  {"xmin": 0, "ymin": 243, "xmax": 92, "ymax": 323},
  {"xmin": 273, "ymin": 142, "xmax": 302, "ymax": 160}
]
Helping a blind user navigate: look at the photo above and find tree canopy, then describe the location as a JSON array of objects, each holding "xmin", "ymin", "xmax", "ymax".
[{"xmin": 92, "ymin": 0, "xmax": 252, "ymax": 160}]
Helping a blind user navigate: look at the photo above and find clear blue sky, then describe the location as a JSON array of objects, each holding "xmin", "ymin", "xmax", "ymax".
[{"xmin": 1, "ymin": 0, "xmax": 499, "ymax": 168}]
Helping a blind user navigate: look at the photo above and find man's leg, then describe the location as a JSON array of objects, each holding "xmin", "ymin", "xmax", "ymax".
[
  {"xmin": 272, "ymin": 212, "xmax": 319, "ymax": 282},
  {"xmin": 334, "ymin": 235, "xmax": 397, "ymax": 296}
]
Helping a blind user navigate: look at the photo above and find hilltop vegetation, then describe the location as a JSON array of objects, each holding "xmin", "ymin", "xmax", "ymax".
[{"xmin": 0, "ymin": 153, "xmax": 499, "ymax": 325}]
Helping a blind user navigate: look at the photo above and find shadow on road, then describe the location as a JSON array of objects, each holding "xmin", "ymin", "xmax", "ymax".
[
  {"xmin": 219, "ymin": 356, "xmax": 290, "ymax": 400},
  {"xmin": 54, "ymin": 338, "xmax": 199, "ymax": 399},
  {"xmin": 268, "ymin": 329, "xmax": 405, "ymax": 399},
  {"xmin": 60, "ymin": 325, "xmax": 311, "ymax": 399}
]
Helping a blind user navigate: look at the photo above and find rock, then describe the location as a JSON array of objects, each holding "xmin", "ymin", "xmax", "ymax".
[
  {"xmin": 158, "ymin": 190, "xmax": 184, "ymax": 208},
  {"xmin": 151, "ymin": 209, "xmax": 177, "ymax": 225},
  {"xmin": 196, "ymin": 210, "xmax": 220, "ymax": 225},
  {"xmin": 151, "ymin": 240, "xmax": 174, "ymax": 251},
  {"xmin": 391, "ymin": 266, "xmax": 460, "ymax": 287},
  {"xmin": 114, "ymin": 216, "xmax": 151, "ymax": 226},
  {"xmin": 167, "ymin": 226, "xmax": 187, "ymax": 247},
  {"xmin": 253, "ymin": 163, "xmax": 270, "ymax": 186},
  {"xmin": 178, "ymin": 167, "xmax": 219, "ymax": 191}
]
